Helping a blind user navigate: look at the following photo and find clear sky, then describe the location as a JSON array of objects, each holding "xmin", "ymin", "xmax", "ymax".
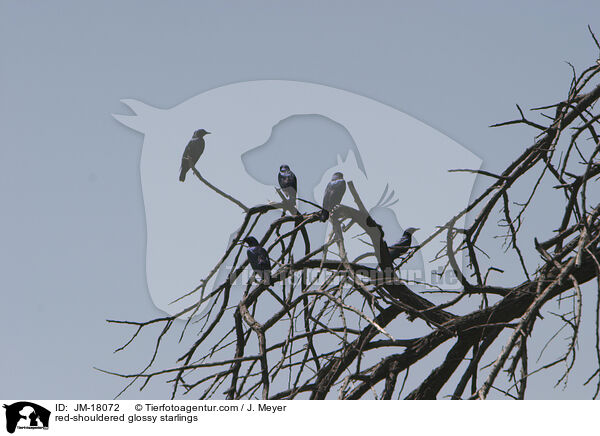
[{"xmin": 1, "ymin": 1, "xmax": 599, "ymax": 399}]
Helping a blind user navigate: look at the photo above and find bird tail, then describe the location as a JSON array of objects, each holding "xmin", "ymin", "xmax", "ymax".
[
  {"xmin": 282, "ymin": 188, "xmax": 297, "ymax": 205},
  {"xmin": 287, "ymin": 192, "xmax": 297, "ymax": 207},
  {"xmin": 179, "ymin": 167, "xmax": 186, "ymax": 182},
  {"xmin": 319, "ymin": 209, "xmax": 329, "ymax": 222},
  {"xmin": 262, "ymin": 271, "xmax": 272, "ymax": 286}
]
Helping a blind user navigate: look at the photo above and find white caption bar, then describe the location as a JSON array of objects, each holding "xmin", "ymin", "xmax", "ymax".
[{"xmin": 0, "ymin": 400, "xmax": 594, "ymax": 436}]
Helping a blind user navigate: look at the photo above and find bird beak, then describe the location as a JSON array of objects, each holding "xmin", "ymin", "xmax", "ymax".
[{"xmin": 206, "ymin": 131, "xmax": 211, "ymax": 135}]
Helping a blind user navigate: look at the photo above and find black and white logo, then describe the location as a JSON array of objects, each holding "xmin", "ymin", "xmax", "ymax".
[{"xmin": 3, "ymin": 402, "xmax": 50, "ymax": 434}]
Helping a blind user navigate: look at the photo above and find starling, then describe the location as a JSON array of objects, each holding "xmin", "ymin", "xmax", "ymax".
[
  {"xmin": 278, "ymin": 164, "xmax": 297, "ymax": 204},
  {"xmin": 179, "ymin": 129, "xmax": 210, "ymax": 182},
  {"xmin": 389, "ymin": 227, "xmax": 419, "ymax": 260},
  {"xmin": 244, "ymin": 236, "xmax": 272, "ymax": 281},
  {"xmin": 320, "ymin": 172, "xmax": 346, "ymax": 221}
]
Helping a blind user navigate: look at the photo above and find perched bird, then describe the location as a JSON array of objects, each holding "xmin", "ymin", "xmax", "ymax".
[
  {"xmin": 278, "ymin": 164, "xmax": 297, "ymax": 204},
  {"xmin": 320, "ymin": 172, "xmax": 346, "ymax": 221},
  {"xmin": 179, "ymin": 129, "xmax": 210, "ymax": 182},
  {"xmin": 244, "ymin": 236, "xmax": 271, "ymax": 281},
  {"xmin": 388, "ymin": 227, "xmax": 419, "ymax": 260}
]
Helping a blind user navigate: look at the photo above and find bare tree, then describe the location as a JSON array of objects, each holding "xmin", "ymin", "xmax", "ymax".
[{"xmin": 101, "ymin": 33, "xmax": 600, "ymax": 400}]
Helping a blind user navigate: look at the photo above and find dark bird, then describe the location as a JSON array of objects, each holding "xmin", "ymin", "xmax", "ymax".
[
  {"xmin": 278, "ymin": 164, "xmax": 297, "ymax": 204},
  {"xmin": 320, "ymin": 172, "xmax": 346, "ymax": 221},
  {"xmin": 244, "ymin": 236, "xmax": 271, "ymax": 281},
  {"xmin": 179, "ymin": 129, "xmax": 211, "ymax": 182},
  {"xmin": 389, "ymin": 227, "xmax": 419, "ymax": 260}
]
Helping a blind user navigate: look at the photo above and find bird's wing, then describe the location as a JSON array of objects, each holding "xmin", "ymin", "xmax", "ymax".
[
  {"xmin": 401, "ymin": 233, "xmax": 411, "ymax": 246},
  {"xmin": 247, "ymin": 248, "xmax": 259, "ymax": 270},
  {"xmin": 183, "ymin": 138, "xmax": 205, "ymax": 163},
  {"xmin": 322, "ymin": 183, "xmax": 335, "ymax": 210},
  {"xmin": 390, "ymin": 234, "xmax": 410, "ymax": 249},
  {"xmin": 388, "ymin": 236, "xmax": 410, "ymax": 259},
  {"xmin": 279, "ymin": 172, "xmax": 297, "ymax": 191},
  {"xmin": 257, "ymin": 248, "xmax": 271, "ymax": 271},
  {"xmin": 323, "ymin": 180, "xmax": 346, "ymax": 210}
]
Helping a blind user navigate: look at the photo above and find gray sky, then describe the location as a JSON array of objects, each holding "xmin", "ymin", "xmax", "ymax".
[{"xmin": 1, "ymin": 1, "xmax": 599, "ymax": 399}]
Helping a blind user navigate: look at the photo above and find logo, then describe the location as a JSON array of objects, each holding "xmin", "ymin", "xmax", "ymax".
[
  {"xmin": 3, "ymin": 402, "xmax": 50, "ymax": 433},
  {"xmin": 114, "ymin": 80, "xmax": 481, "ymax": 314}
]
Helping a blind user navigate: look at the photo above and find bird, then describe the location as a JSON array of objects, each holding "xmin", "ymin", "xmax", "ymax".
[
  {"xmin": 179, "ymin": 129, "xmax": 211, "ymax": 182},
  {"xmin": 243, "ymin": 236, "xmax": 271, "ymax": 282},
  {"xmin": 278, "ymin": 164, "xmax": 297, "ymax": 205},
  {"xmin": 388, "ymin": 227, "xmax": 419, "ymax": 260},
  {"xmin": 320, "ymin": 172, "xmax": 346, "ymax": 221}
]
